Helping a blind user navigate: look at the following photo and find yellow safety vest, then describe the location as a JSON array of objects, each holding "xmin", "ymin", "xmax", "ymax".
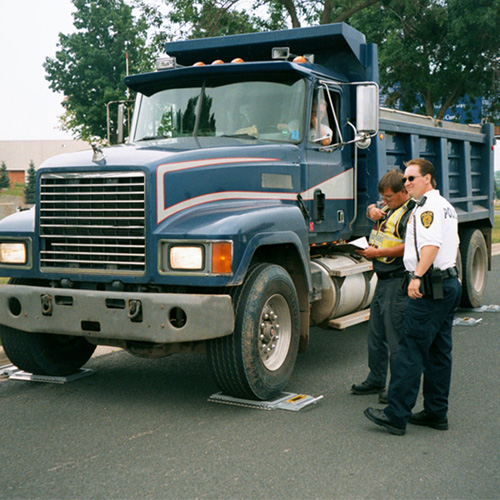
[{"xmin": 368, "ymin": 199, "xmax": 412, "ymax": 264}]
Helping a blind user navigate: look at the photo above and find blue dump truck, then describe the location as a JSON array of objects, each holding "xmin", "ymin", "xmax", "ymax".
[{"xmin": 0, "ymin": 24, "xmax": 494, "ymax": 399}]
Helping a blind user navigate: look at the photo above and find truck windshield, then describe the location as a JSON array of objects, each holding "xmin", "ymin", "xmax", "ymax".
[{"xmin": 132, "ymin": 76, "xmax": 306, "ymax": 144}]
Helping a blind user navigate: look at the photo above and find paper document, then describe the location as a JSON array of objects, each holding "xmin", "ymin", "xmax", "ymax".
[
  {"xmin": 334, "ymin": 236, "xmax": 369, "ymax": 253},
  {"xmin": 347, "ymin": 237, "xmax": 368, "ymax": 249}
]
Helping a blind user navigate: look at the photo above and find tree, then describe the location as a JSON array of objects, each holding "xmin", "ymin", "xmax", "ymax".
[
  {"xmin": 0, "ymin": 161, "xmax": 11, "ymax": 190},
  {"xmin": 24, "ymin": 161, "xmax": 36, "ymax": 205},
  {"xmin": 44, "ymin": 0, "xmax": 153, "ymax": 143},
  {"xmin": 135, "ymin": 0, "xmax": 274, "ymax": 51},
  {"xmin": 264, "ymin": 0, "xmax": 381, "ymax": 28},
  {"xmin": 349, "ymin": 0, "xmax": 500, "ymax": 121},
  {"xmin": 135, "ymin": 0, "xmax": 382, "ymax": 48},
  {"xmin": 495, "ymin": 178, "xmax": 500, "ymax": 200}
]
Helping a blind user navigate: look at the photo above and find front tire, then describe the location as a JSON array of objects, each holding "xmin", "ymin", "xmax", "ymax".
[
  {"xmin": 207, "ymin": 263, "xmax": 300, "ymax": 400},
  {"xmin": 0, "ymin": 326, "xmax": 96, "ymax": 376}
]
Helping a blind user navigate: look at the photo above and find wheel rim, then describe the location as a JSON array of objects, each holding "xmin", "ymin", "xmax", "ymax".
[
  {"xmin": 258, "ymin": 293, "xmax": 292, "ymax": 371},
  {"xmin": 471, "ymin": 246, "xmax": 486, "ymax": 293}
]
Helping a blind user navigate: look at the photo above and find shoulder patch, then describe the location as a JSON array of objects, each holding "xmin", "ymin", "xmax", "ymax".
[{"xmin": 420, "ymin": 211, "xmax": 434, "ymax": 228}]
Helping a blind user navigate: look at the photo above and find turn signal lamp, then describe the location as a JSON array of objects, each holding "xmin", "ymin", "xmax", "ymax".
[{"xmin": 211, "ymin": 242, "xmax": 232, "ymax": 274}]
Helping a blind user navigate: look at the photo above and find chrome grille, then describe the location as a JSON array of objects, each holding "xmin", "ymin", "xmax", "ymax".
[{"xmin": 39, "ymin": 172, "xmax": 146, "ymax": 275}]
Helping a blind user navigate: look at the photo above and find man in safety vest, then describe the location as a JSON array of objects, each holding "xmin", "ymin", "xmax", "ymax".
[{"xmin": 351, "ymin": 169, "xmax": 415, "ymax": 403}]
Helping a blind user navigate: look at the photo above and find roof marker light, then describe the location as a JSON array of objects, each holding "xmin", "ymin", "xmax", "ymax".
[
  {"xmin": 211, "ymin": 59, "xmax": 224, "ymax": 65},
  {"xmin": 156, "ymin": 55, "xmax": 177, "ymax": 70},
  {"xmin": 272, "ymin": 47, "xmax": 291, "ymax": 60},
  {"xmin": 231, "ymin": 58, "xmax": 244, "ymax": 63},
  {"xmin": 193, "ymin": 61, "xmax": 205, "ymax": 66}
]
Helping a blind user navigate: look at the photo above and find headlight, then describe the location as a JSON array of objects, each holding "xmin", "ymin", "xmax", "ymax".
[
  {"xmin": 169, "ymin": 246, "xmax": 204, "ymax": 270},
  {"xmin": 160, "ymin": 241, "xmax": 232, "ymax": 274},
  {"xmin": 0, "ymin": 242, "xmax": 27, "ymax": 264}
]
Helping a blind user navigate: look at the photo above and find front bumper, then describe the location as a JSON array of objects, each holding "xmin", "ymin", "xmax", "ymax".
[{"xmin": 0, "ymin": 285, "xmax": 234, "ymax": 343}]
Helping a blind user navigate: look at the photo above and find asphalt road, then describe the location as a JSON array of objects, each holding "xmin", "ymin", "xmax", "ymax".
[{"xmin": 1, "ymin": 259, "xmax": 499, "ymax": 499}]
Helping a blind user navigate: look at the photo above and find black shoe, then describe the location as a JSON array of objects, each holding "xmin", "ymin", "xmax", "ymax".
[
  {"xmin": 378, "ymin": 390, "xmax": 388, "ymax": 404},
  {"xmin": 409, "ymin": 410, "xmax": 448, "ymax": 430},
  {"xmin": 363, "ymin": 407, "xmax": 406, "ymax": 435},
  {"xmin": 351, "ymin": 381, "xmax": 385, "ymax": 395}
]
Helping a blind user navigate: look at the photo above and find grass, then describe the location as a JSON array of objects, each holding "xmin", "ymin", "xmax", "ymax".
[
  {"xmin": 0, "ymin": 183, "xmax": 25, "ymax": 198},
  {"xmin": 493, "ymin": 214, "xmax": 500, "ymax": 244}
]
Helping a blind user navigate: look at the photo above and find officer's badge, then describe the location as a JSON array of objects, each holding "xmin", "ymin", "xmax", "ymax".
[{"xmin": 421, "ymin": 211, "xmax": 434, "ymax": 228}]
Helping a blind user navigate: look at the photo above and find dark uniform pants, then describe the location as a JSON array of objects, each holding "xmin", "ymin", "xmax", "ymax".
[
  {"xmin": 384, "ymin": 276, "xmax": 461, "ymax": 428},
  {"xmin": 365, "ymin": 277, "xmax": 408, "ymax": 388}
]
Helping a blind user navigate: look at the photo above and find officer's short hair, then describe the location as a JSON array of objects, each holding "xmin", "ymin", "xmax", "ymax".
[
  {"xmin": 405, "ymin": 158, "xmax": 437, "ymax": 188},
  {"xmin": 378, "ymin": 169, "xmax": 406, "ymax": 194}
]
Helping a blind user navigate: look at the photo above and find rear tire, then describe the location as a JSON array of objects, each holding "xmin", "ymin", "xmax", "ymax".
[
  {"xmin": 459, "ymin": 228, "xmax": 487, "ymax": 308},
  {"xmin": 207, "ymin": 263, "xmax": 300, "ymax": 400}
]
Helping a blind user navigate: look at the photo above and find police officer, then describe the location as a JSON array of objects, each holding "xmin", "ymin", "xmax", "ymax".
[
  {"xmin": 352, "ymin": 170, "xmax": 414, "ymax": 402},
  {"xmin": 364, "ymin": 158, "xmax": 461, "ymax": 435}
]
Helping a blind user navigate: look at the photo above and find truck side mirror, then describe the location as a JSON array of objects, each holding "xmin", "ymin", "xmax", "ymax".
[
  {"xmin": 356, "ymin": 84, "xmax": 379, "ymax": 135},
  {"xmin": 117, "ymin": 103, "xmax": 125, "ymax": 144}
]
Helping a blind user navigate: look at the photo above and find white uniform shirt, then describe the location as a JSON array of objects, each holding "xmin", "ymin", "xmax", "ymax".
[{"xmin": 403, "ymin": 189, "xmax": 459, "ymax": 272}]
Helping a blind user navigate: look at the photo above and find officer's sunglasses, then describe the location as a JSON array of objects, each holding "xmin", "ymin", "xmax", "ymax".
[{"xmin": 403, "ymin": 175, "xmax": 423, "ymax": 183}]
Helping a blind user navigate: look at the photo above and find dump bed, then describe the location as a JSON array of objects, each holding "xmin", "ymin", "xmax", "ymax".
[{"xmin": 377, "ymin": 108, "xmax": 495, "ymax": 227}]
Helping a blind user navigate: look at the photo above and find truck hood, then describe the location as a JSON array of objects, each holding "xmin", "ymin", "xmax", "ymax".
[
  {"xmin": 38, "ymin": 141, "xmax": 302, "ymax": 229},
  {"xmin": 39, "ymin": 140, "xmax": 300, "ymax": 173}
]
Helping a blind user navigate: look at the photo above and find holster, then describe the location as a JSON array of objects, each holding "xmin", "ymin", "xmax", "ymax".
[
  {"xmin": 422, "ymin": 269, "xmax": 444, "ymax": 300},
  {"xmin": 402, "ymin": 269, "xmax": 444, "ymax": 299}
]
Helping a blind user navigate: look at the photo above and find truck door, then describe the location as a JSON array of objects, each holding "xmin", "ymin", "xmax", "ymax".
[{"xmin": 304, "ymin": 86, "xmax": 352, "ymax": 243}]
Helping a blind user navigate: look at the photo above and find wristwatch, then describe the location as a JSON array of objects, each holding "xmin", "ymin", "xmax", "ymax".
[{"xmin": 409, "ymin": 271, "xmax": 422, "ymax": 280}]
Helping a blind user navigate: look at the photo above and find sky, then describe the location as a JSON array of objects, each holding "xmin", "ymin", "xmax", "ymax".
[{"xmin": 0, "ymin": 0, "xmax": 76, "ymax": 140}]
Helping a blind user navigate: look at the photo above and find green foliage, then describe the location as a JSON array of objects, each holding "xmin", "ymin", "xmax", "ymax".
[
  {"xmin": 135, "ymin": 0, "xmax": 382, "ymax": 44},
  {"xmin": 495, "ymin": 177, "xmax": 500, "ymax": 200},
  {"xmin": 349, "ymin": 0, "xmax": 500, "ymax": 121},
  {"xmin": 24, "ymin": 161, "xmax": 36, "ymax": 205},
  {"xmin": 493, "ymin": 214, "xmax": 500, "ymax": 243},
  {"xmin": 1, "ymin": 183, "xmax": 25, "ymax": 198},
  {"xmin": 135, "ymin": 0, "xmax": 278, "ymax": 49},
  {"xmin": 44, "ymin": 0, "xmax": 154, "ymax": 143},
  {"xmin": 0, "ymin": 162, "xmax": 11, "ymax": 190}
]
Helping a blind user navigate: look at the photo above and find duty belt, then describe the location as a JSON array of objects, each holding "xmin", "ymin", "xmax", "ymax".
[
  {"xmin": 376, "ymin": 270, "xmax": 406, "ymax": 280},
  {"xmin": 436, "ymin": 266, "xmax": 459, "ymax": 279}
]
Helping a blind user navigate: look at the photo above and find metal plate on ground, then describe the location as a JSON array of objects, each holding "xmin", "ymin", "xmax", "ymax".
[
  {"xmin": 453, "ymin": 317, "xmax": 483, "ymax": 326},
  {"xmin": 0, "ymin": 364, "xmax": 21, "ymax": 379},
  {"xmin": 208, "ymin": 391, "xmax": 323, "ymax": 411},
  {"xmin": 8, "ymin": 368, "xmax": 94, "ymax": 384}
]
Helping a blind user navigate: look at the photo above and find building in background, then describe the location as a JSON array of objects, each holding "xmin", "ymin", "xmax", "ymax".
[{"xmin": 0, "ymin": 140, "xmax": 88, "ymax": 184}]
